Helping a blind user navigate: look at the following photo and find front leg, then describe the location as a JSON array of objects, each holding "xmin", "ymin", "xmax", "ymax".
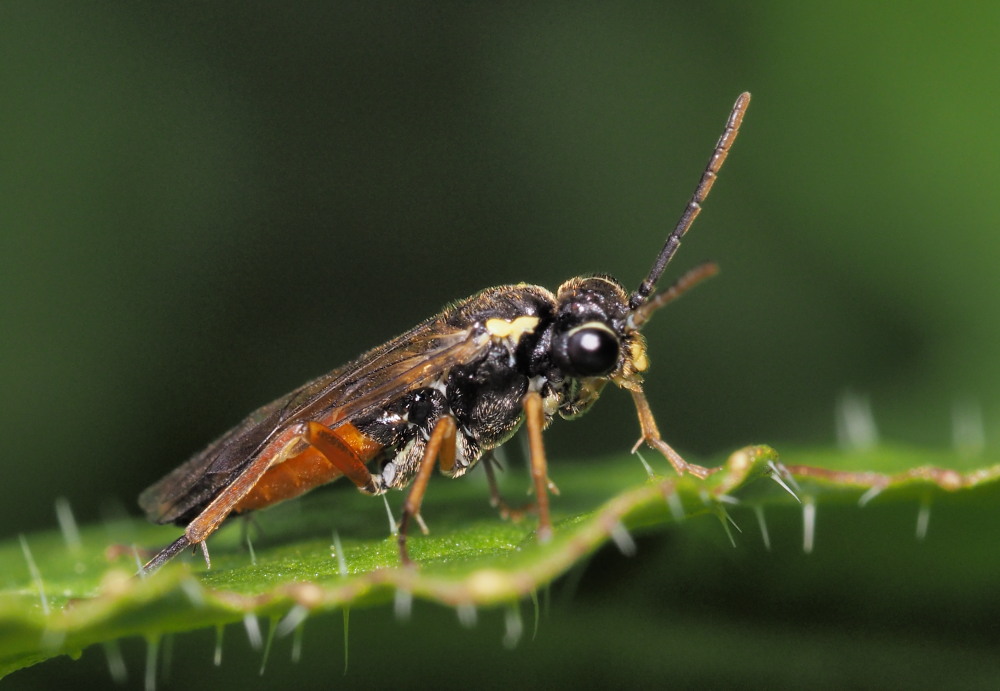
[{"xmin": 629, "ymin": 388, "xmax": 714, "ymax": 479}]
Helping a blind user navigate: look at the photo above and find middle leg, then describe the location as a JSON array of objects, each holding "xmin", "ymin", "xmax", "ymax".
[{"xmin": 398, "ymin": 416, "xmax": 457, "ymax": 565}]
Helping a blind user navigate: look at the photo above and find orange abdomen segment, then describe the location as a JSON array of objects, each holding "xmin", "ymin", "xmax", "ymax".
[{"xmin": 234, "ymin": 422, "xmax": 382, "ymax": 514}]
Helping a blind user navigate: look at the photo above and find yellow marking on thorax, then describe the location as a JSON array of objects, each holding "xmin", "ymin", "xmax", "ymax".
[
  {"xmin": 629, "ymin": 340, "xmax": 649, "ymax": 372},
  {"xmin": 485, "ymin": 316, "xmax": 540, "ymax": 343}
]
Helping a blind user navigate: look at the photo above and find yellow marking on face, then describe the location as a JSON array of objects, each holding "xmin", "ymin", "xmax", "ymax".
[
  {"xmin": 630, "ymin": 340, "xmax": 649, "ymax": 372},
  {"xmin": 485, "ymin": 316, "xmax": 540, "ymax": 342}
]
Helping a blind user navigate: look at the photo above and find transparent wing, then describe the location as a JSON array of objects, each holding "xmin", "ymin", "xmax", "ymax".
[{"xmin": 139, "ymin": 317, "xmax": 490, "ymax": 524}]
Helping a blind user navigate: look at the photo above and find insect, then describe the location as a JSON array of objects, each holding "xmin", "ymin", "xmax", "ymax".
[{"xmin": 139, "ymin": 92, "xmax": 750, "ymax": 573}]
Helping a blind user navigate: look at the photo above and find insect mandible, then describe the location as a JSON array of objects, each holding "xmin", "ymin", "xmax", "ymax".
[{"xmin": 139, "ymin": 92, "xmax": 751, "ymax": 572}]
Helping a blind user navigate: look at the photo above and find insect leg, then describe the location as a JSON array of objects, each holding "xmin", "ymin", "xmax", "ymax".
[
  {"xmin": 482, "ymin": 452, "xmax": 535, "ymax": 521},
  {"xmin": 302, "ymin": 421, "xmax": 378, "ymax": 493},
  {"xmin": 140, "ymin": 446, "xmax": 280, "ymax": 573},
  {"xmin": 174, "ymin": 454, "xmax": 280, "ymax": 571},
  {"xmin": 144, "ymin": 420, "xmax": 378, "ymax": 574},
  {"xmin": 398, "ymin": 416, "xmax": 457, "ymax": 565},
  {"xmin": 140, "ymin": 535, "xmax": 191, "ymax": 574},
  {"xmin": 629, "ymin": 389, "xmax": 714, "ymax": 479},
  {"xmin": 143, "ymin": 420, "xmax": 386, "ymax": 574},
  {"xmin": 522, "ymin": 391, "xmax": 555, "ymax": 542}
]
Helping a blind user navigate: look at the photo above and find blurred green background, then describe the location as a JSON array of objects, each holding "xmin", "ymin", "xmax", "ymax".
[{"xmin": 4, "ymin": 2, "xmax": 1000, "ymax": 688}]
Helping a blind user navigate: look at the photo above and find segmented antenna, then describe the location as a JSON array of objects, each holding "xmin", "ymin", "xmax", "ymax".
[
  {"xmin": 629, "ymin": 92, "xmax": 750, "ymax": 310},
  {"xmin": 628, "ymin": 261, "xmax": 719, "ymax": 330}
]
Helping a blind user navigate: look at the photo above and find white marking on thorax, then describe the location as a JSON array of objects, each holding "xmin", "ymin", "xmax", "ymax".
[
  {"xmin": 529, "ymin": 375, "xmax": 561, "ymax": 417},
  {"xmin": 485, "ymin": 315, "xmax": 540, "ymax": 341},
  {"xmin": 485, "ymin": 316, "xmax": 540, "ymax": 366}
]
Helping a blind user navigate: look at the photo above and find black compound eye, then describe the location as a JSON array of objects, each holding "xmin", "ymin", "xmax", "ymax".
[{"xmin": 565, "ymin": 325, "xmax": 620, "ymax": 377}]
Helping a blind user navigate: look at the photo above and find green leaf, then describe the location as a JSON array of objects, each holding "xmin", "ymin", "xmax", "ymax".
[{"xmin": 1, "ymin": 444, "xmax": 997, "ymax": 679}]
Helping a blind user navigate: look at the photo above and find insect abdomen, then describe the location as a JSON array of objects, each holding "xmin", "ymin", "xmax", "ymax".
[{"xmin": 233, "ymin": 422, "xmax": 382, "ymax": 513}]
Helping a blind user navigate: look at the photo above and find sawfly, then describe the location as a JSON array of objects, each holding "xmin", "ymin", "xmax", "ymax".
[{"xmin": 139, "ymin": 92, "xmax": 751, "ymax": 573}]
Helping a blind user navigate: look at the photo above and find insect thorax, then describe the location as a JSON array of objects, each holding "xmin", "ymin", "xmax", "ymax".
[{"xmin": 356, "ymin": 278, "xmax": 645, "ymax": 493}]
